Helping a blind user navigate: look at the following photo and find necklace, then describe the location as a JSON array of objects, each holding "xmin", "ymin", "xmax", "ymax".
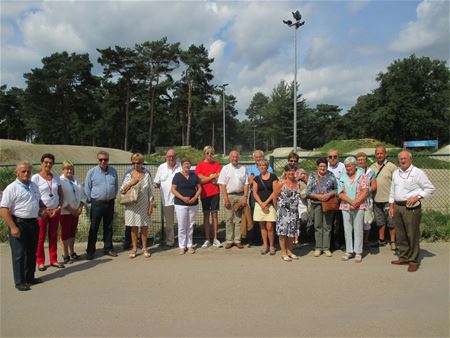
[
  {"xmin": 41, "ymin": 172, "xmax": 54, "ymax": 197},
  {"xmin": 398, "ymin": 166, "xmax": 413, "ymax": 180}
]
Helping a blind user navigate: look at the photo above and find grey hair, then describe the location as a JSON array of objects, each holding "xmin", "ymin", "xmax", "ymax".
[
  {"xmin": 97, "ymin": 150, "xmax": 109, "ymax": 158},
  {"xmin": 398, "ymin": 150, "xmax": 413, "ymax": 159},
  {"xmin": 343, "ymin": 156, "xmax": 357, "ymax": 166},
  {"xmin": 15, "ymin": 161, "xmax": 32, "ymax": 172},
  {"xmin": 257, "ymin": 159, "xmax": 269, "ymax": 167},
  {"xmin": 253, "ymin": 149, "xmax": 264, "ymax": 158}
]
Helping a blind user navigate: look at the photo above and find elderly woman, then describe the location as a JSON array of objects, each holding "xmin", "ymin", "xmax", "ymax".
[
  {"xmin": 120, "ymin": 153, "xmax": 153, "ymax": 258},
  {"xmin": 31, "ymin": 153, "xmax": 64, "ymax": 270},
  {"xmin": 338, "ymin": 157, "xmax": 369, "ymax": 263},
  {"xmin": 306, "ymin": 157, "xmax": 338, "ymax": 258},
  {"xmin": 59, "ymin": 160, "xmax": 85, "ymax": 264},
  {"xmin": 252, "ymin": 159, "xmax": 278, "ymax": 255},
  {"xmin": 355, "ymin": 152, "xmax": 377, "ymax": 250},
  {"xmin": 171, "ymin": 158, "xmax": 202, "ymax": 255},
  {"xmin": 274, "ymin": 164, "xmax": 300, "ymax": 262}
]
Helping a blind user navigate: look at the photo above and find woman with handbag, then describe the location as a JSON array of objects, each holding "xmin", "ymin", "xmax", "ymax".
[
  {"xmin": 171, "ymin": 158, "xmax": 202, "ymax": 255},
  {"xmin": 338, "ymin": 157, "xmax": 369, "ymax": 263},
  {"xmin": 252, "ymin": 159, "xmax": 278, "ymax": 255},
  {"xmin": 306, "ymin": 157, "xmax": 338, "ymax": 258},
  {"xmin": 120, "ymin": 153, "xmax": 153, "ymax": 258}
]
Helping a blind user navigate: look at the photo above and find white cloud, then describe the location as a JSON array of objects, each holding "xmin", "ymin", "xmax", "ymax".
[
  {"xmin": 1, "ymin": 45, "xmax": 41, "ymax": 86},
  {"xmin": 347, "ymin": 0, "xmax": 370, "ymax": 14},
  {"xmin": 0, "ymin": 1, "xmax": 41, "ymax": 18},
  {"xmin": 388, "ymin": 0, "xmax": 449, "ymax": 58},
  {"xmin": 208, "ymin": 40, "xmax": 226, "ymax": 60}
]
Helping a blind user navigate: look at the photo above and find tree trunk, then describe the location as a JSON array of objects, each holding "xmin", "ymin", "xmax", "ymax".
[
  {"xmin": 186, "ymin": 80, "xmax": 193, "ymax": 146},
  {"xmin": 211, "ymin": 121, "xmax": 215, "ymax": 147}
]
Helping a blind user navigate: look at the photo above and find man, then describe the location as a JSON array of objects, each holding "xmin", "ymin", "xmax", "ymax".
[
  {"xmin": 246, "ymin": 149, "xmax": 273, "ymax": 246},
  {"xmin": 84, "ymin": 151, "xmax": 118, "ymax": 259},
  {"xmin": 389, "ymin": 151, "xmax": 435, "ymax": 272},
  {"xmin": 195, "ymin": 146, "xmax": 222, "ymax": 248},
  {"xmin": 0, "ymin": 162, "xmax": 44, "ymax": 291},
  {"xmin": 370, "ymin": 146, "xmax": 398, "ymax": 250},
  {"xmin": 154, "ymin": 149, "xmax": 181, "ymax": 248},
  {"xmin": 218, "ymin": 150, "xmax": 249, "ymax": 249},
  {"xmin": 327, "ymin": 149, "xmax": 345, "ymax": 251}
]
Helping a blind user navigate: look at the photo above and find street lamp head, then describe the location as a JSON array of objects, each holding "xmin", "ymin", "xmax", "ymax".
[
  {"xmin": 295, "ymin": 21, "xmax": 305, "ymax": 28},
  {"xmin": 292, "ymin": 10, "xmax": 302, "ymax": 21},
  {"xmin": 283, "ymin": 19, "xmax": 293, "ymax": 26}
]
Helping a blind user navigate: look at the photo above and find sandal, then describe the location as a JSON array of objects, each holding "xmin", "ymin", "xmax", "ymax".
[
  {"xmin": 341, "ymin": 253, "xmax": 353, "ymax": 261},
  {"xmin": 179, "ymin": 248, "xmax": 186, "ymax": 255},
  {"xmin": 260, "ymin": 247, "xmax": 269, "ymax": 255},
  {"xmin": 38, "ymin": 264, "xmax": 46, "ymax": 272},
  {"xmin": 288, "ymin": 253, "xmax": 299, "ymax": 260},
  {"xmin": 129, "ymin": 250, "xmax": 137, "ymax": 259},
  {"xmin": 269, "ymin": 247, "xmax": 276, "ymax": 255},
  {"xmin": 50, "ymin": 262, "xmax": 65, "ymax": 269},
  {"xmin": 281, "ymin": 255, "xmax": 292, "ymax": 262},
  {"xmin": 143, "ymin": 249, "xmax": 151, "ymax": 258},
  {"xmin": 62, "ymin": 255, "xmax": 72, "ymax": 264},
  {"xmin": 70, "ymin": 252, "xmax": 80, "ymax": 260},
  {"xmin": 355, "ymin": 254, "xmax": 362, "ymax": 263}
]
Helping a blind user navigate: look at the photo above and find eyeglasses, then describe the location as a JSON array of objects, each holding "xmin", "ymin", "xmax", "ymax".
[
  {"xmin": 206, "ymin": 152, "xmax": 214, "ymax": 155},
  {"xmin": 98, "ymin": 158, "xmax": 109, "ymax": 162},
  {"xmin": 289, "ymin": 160, "xmax": 298, "ymax": 163},
  {"xmin": 132, "ymin": 162, "xmax": 143, "ymax": 165},
  {"xmin": 328, "ymin": 156, "xmax": 338, "ymax": 159}
]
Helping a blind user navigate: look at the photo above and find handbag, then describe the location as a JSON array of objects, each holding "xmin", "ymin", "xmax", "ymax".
[
  {"xmin": 316, "ymin": 174, "xmax": 339, "ymax": 213},
  {"xmin": 120, "ymin": 184, "xmax": 140, "ymax": 205}
]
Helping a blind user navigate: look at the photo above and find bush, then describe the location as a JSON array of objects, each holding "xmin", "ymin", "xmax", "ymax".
[{"xmin": 421, "ymin": 211, "xmax": 450, "ymax": 241}]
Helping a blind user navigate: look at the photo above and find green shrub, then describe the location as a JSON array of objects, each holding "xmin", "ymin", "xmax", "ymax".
[
  {"xmin": 421, "ymin": 211, "xmax": 450, "ymax": 241},
  {"xmin": 0, "ymin": 167, "xmax": 16, "ymax": 191}
]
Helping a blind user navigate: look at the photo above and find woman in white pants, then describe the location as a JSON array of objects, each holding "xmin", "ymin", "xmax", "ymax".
[
  {"xmin": 338, "ymin": 157, "xmax": 369, "ymax": 263},
  {"xmin": 171, "ymin": 159, "xmax": 202, "ymax": 254}
]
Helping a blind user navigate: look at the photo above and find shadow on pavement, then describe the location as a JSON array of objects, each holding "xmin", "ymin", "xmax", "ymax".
[{"xmin": 39, "ymin": 258, "xmax": 112, "ymax": 282}]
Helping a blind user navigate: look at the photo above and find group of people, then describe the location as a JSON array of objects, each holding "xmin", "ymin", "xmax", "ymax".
[{"xmin": 0, "ymin": 145, "xmax": 436, "ymax": 291}]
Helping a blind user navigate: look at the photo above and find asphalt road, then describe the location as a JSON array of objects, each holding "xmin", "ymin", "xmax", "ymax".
[{"xmin": 1, "ymin": 242, "xmax": 449, "ymax": 337}]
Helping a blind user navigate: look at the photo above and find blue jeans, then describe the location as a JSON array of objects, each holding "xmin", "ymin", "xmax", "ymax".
[
  {"xmin": 342, "ymin": 209, "xmax": 364, "ymax": 255},
  {"xmin": 9, "ymin": 217, "xmax": 39, "ymax": 286},
  {"xmin": 87, "ymin": 199, "xmax": 115, "ymax": 254}
]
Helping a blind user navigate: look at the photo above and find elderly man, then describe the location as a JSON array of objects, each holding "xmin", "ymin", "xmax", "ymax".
[
  {"xmin": 1, "ymin": 162, "xmax": 44, "ymax": 291},
  {"xmin": 218, "ymin": 150, "xmax": 249, "ymax": 249},
  {"xmin": 85, "ymin": 151, "xmax": 118, "ymax": 259},
  {"xmin": 370, "ymin": 146, "xmax": 398, "ymax": 250},
  {"xmin": 246, "ymin": 149, "xmax": 273, "ymax": 246},
  {"xmin": 389, "ymin": 151, "xmax": 435, "ymax": 272},
  {"xmin": 327, "ymin": 149, "xmax": 345, "ymax": 251},
  {"xmin": 154, "ymin": 149, "xmax": 181, "ymax": 247}
]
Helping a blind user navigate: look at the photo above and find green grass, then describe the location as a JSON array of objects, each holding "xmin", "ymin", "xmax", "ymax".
[
  {"xmin": 420, "ymin": 211, "xmax": 450, "ymax": 241},
  {"xmin": 317, "ymin": 138, "xmax": 395, "ymax": 155}
]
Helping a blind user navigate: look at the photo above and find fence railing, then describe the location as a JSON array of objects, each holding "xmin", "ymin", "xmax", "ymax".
[{"xmin": 1, "ymin": 153, "xmax": 448, "ymax": 242}]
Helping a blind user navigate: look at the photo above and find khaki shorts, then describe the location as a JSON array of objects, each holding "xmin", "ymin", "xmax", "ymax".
[{"xmin": 253, "ymin": 203, "xmax": 276, "ymax": 222}]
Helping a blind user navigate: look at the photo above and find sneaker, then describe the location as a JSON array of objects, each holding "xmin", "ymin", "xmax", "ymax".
[
  {"xmin": 324, "ymin": 250, "xmax": 333, "ymax": 257},
  {"xmin": 201, "ymin": 240, "xmax": 211, "ymax": 248},
  {"xmin": 212, "ymin": 239, "xmax": 222, "ymax": 248}
]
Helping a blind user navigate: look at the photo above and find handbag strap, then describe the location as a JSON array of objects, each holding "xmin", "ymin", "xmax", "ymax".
[
  {"xmin": 375, "ymin": 162, "xmax": 387, "ymax": 178},
  {"xmin": 257, "ymin": 175, "xmax": 270, "ymax": 193},
  {"xmin": 315, "ymin": 173, "xmax": 325, "ymax": 194}
]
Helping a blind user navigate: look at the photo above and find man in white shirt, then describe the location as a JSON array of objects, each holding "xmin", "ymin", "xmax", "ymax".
[
  {"xmin": 388, "ymin": 151, "xmax": 435, "ymax": 272},
  {"xmin": 0, "ymin": 162, "xmax": 44, "ymax": 291},
  {"xmin": 154, "ymin": 149, "xmax": 181, "ymax": 247},
  {"xmin": 327, "ymin": 149, "xmax": 345, "ymax": 251},
  {"xmin": 218, "ymin": 150, "xmax": 249, "ymax": 249}
]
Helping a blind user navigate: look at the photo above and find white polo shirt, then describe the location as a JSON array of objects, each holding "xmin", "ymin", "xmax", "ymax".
[
  {"xmin": 218, "ymin": 163, "xmax": 248, "ymax": 193},
  {"xmin": 389, "ymin": 165, "xmax": 435, "ymax": 203},
  {"xmin": 328, "ymin": 162, "xmax": 346, "ymax": 180},
  {"xmin": 60, "ymin": 175, "xmax": 87, "ymax": 215},
  {"xmin": 153, "ymin": 162, "xmax": 181, "ymax": 206},
  {"xmin": 0, "ymin": 179, "xmax": 41, "ymax": 218},
  {"xmin": 31, "ymin": 173, "xmax": 61, "ymax": 209}
]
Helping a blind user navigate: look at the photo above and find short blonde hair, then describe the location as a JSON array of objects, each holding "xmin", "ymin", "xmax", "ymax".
[
  {"xmin": 61, "ymin": 160, "xmax": 74, "ymax": 170},
  {"xmin": 131, "ymin": 153, "xmax": 144, "ymax": 163},
  {"xmin": 203, "ymin": 145, "xmax": 215, "ymax": 154},
  {"xmin": 355, "ymin": 152, "xmax": 368, "ymax": 160}
]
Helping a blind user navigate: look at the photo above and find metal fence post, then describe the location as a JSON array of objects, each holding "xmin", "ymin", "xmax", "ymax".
[
  {"xmin": 269, "ymin": 156, "xmax": 274, "ymax": 172},
  {"xmin": 159, "ymin": 198, "xmax": 165, "ymax": 245}
]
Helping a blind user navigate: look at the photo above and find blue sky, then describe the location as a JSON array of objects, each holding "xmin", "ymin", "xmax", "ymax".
[{"xmin": 1, "ymin": 0, "xmax": 449, "ymax": 118}]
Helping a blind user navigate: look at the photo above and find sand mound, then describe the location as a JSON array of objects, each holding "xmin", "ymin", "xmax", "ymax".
[{"xmin": 0, "ymin": 139, "xmax": 133, "ymax": 164}]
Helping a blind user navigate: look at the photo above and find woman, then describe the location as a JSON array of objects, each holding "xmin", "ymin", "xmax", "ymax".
[
  {"xmin": 195, "ymin": 146, "xmax": 222, "ymax": 248},
  {"xmin": 120, "ymin": 153, "xmax": 153, "ymax": 258},
  {"xmin": 31, "ymin": 153, "xmax": 64, "ymax": 270},
  {"xmin": 274, "ymin": 164, "xmax": 300, "ymax": 262},
  {"xmin": 60, "ymin": 160, "xmax": 85, "ymax": 264},
  {"xmin": 171, "ymin": 158, "xmax": 202, "ymax": 255},
  {"xmin": 306, "ymin": 157, "xmax": 338, "ymax": 258},
  {"xmin": 355, "ymin": 152, "xmax": 377, "ymax": 250},
  {"xmin": 338, "ymin": 157, "xmax": 369, "ymax": 263},
  {"xmin": 294, "ymin": 168, "xmax": 309, "ymax": 246},
  {"xmin": 252, "ymin": 159, "xmax": 278, "ymax": 255}
]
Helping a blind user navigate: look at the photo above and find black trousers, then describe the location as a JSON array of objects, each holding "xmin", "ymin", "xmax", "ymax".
[
  {"xmin": 9, "ymin": 217, "xmax": 39, "ymax": 286},
  {"xmin": 87, "ymin": 200, "xmax": 115, "ymax": 254},
  {"xmin": 330, "ymin": 210, "xmax": 345, "ymax": 250}
]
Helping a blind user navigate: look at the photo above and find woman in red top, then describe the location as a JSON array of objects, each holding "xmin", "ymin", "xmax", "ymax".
[{"xmin": 195, "ymin": 146, "xmax": 222, "ymax": 248}]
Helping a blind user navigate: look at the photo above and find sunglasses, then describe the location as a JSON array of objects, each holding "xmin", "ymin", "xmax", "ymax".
[
  {"xmin": 289, "ymin": 160, "xmax": 298, "ymax": 163},
  {"xmin": 328, "ymin": 156, "xmax": 338, "ymax": 159},
  {"xmin": 206, "ymin": 152, "xmax": 214, "ymax": 155},
  {"xmin": 98, "ymin": 158, "xmax": 109, "ymax": 162},
  {"xmin": 132, "ymin": 162, "xmax": 143, "ymax": 165}
]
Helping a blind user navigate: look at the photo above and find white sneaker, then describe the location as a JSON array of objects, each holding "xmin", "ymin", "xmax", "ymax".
[
  {"xmin": 212, "ymin": 239, "xmax": 222, "ymax": 248},
  {"xmin": 201, "ymin": 240, "xmax": 211, "ymax": 248}
]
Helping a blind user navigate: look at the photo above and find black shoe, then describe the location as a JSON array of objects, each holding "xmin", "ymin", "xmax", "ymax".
[
  {"xmin": 378, "ymin": 240, "xmax": 387, "ymax": 247},
  {"xmin": 37, "ymin": 264, "xmax": 46, "ymax": 272},
  {"xmin": 27, "ymin": 278, "xmax": 43, "ymax": 285},
  {"xmin": 62, "ymin": 255, "xmax": 72, "ymax": 264},
  {"xmin": 105, "ymin": 250, "xmax": 118, "ymax": 257},
  {"xmin": 86, "ymin": 253, "xmax": 95, "ymax": 260},
  {"xmin": 70, "ymin": 252, "xmax": 80, "ymax": 260},
  {"xmin": 16, "ymin": 284, "xmax": 31, "ymax": 291},
  {"xmin": 50, "ymin": 262, "xmax": 65, "ymax": 269}
]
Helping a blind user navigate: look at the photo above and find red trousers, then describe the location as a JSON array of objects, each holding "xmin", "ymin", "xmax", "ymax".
[
  {"xmin": 60, "ymin": 214, "xmax": 79, "ymax": 240},
  {"xmin": 36, "ymin": 215, "xmax": 60, "ymax": 265}
]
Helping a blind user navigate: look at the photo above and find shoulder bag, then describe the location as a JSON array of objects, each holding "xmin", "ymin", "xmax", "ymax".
[
  {"xmin": 120, "ymin": 173, "xmax": 143, "ymax": 205},
  {"xmin": 316, "ymin": 174, "xmax": 339, "ymax": 213}
]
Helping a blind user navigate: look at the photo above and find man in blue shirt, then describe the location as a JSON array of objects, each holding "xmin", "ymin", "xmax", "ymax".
[{"xmin": 84, "ymin": 151, "xmax": 118, "ymax": 259}]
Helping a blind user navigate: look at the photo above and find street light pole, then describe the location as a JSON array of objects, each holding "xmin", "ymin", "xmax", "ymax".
[
  {"xmin": 283, "ymin": 10, "xmax": 305, "ymax": 153},
  {"xmin": 219, "ymin": 83, "xmax": 228, "ymax": 156}
]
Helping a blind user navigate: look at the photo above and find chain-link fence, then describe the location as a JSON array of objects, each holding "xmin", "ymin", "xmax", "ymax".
[
  {"xmin": 272, "ymin": 154, "xmax": 450, "ymax": 214},
  {"xmin": 1, "ymin": 154, "xmax": 448, "ymax": 243}
]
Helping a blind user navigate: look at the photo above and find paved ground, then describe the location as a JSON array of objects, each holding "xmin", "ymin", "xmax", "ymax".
[{"xmin": 1, "ymin": 242, "xmax": 449, "ymax": 337}]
